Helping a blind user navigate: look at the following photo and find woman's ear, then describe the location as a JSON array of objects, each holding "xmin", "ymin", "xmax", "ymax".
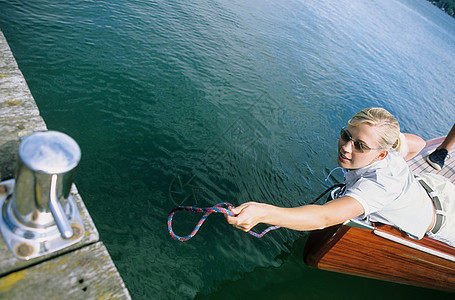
[{"xmin": 377, "ymin": 150, "xmax": 389, "ymax": 160}]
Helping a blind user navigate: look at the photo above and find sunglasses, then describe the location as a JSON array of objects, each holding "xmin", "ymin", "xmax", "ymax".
[{"xmin": 340, "ymin": 127, "xmax": 382, "ymax": 153}]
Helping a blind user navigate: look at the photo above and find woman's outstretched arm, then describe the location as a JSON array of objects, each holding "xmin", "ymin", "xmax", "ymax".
[{"xmin": 226, "ymin": 196, "xmax": 364, "ymax": 232}]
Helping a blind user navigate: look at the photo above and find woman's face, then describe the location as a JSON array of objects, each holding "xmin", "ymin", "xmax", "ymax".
[{"xmin": 337, "ymin": 123, "xmax": 389, "ymax": 169}]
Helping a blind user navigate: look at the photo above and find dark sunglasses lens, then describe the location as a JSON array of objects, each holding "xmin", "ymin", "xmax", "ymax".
[
  {"xmin": 340, "ymin": 128, "xmax": 349, "ymax": 141},
  {"xmin": 353, "ymin": 141, "xmax": 363, "ymax": 152},
  {"xmin": 340, "ymin": 128, "xmax": 369, "ymax": 152}
]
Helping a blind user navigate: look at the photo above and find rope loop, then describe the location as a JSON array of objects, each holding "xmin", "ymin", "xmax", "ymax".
[
  {"xmin": 167, "ymin": 183, "xmax": 344, "ymax": 242},
  {"xmin": 167, "ymin": 202, "xmax": 280, "ymax": 242}
]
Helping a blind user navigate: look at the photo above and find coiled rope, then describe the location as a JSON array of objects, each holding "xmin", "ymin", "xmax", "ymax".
[{"xmin": 167, "ymin": 183, "xmax": 344, "ymax": 242}]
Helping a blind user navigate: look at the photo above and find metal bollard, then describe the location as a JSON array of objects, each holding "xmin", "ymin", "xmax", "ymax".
[{"xmin": 0, "ymin": 131, "xmax": 85, "ymax": 260}]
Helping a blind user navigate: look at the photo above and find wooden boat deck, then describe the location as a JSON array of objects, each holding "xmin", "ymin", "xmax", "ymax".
[
  {"xmin": 304, "ymin": 136, "xmax": 455, "ymax": 292},
  {"xmin": 408, "ymin": 136, "xmax": 455, "ymax": 183}
]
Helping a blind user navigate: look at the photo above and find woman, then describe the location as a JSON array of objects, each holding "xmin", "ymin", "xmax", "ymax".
[{"xmin": 226, "ymin": 107, "xmax": 455, "ymax": 247}]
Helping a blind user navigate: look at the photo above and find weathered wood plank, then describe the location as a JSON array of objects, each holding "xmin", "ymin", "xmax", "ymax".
[
  {"xmin": 0, "ymin": 31, "xmax": 48, "ymax": 180},
  {"xmin": 0, "ymin": 30, "xmax": 42, "ymax": 119},
  {"xmin": 0, "ymin": 241, "xmax": 131, "ymax": 300}
]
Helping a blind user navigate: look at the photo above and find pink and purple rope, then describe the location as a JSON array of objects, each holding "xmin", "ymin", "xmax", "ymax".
[{"xmin": 167, "ymin": 202, "xmax": 280, "ymax": 241}]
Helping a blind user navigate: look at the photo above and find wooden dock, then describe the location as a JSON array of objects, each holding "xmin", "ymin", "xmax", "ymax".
[{"xmin": 0, "ymin": 31, "xmax": 131, "ymax": 299}]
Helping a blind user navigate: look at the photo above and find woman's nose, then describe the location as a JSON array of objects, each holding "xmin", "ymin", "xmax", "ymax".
[{"xmin": 340, "ymin": 138, "xmax": 353, "ymax": 152}]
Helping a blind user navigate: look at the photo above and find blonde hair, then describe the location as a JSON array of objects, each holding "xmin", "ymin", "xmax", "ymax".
[{"xmin": 348, "ymin": 107, "xmax": 407, "ymax": 155}]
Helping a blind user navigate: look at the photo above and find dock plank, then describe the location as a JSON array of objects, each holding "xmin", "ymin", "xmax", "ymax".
[
  {"xmin": 0, "ymin": 241, "xmax": 131, "ymax": 300},
  {"xmin": 1, "ymin": 30, "xmax": 47, "ymax": 180}
]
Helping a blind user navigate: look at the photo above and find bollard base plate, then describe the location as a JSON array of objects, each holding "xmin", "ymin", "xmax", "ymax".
[{"xmin": 0, "ymin": 179, "xmax": 85, "ymax": 260}]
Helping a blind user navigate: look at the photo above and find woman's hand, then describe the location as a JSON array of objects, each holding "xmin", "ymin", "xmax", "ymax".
[{"xmin": 226, "ymin": 202, "xmax": 269, "ymax": 232}]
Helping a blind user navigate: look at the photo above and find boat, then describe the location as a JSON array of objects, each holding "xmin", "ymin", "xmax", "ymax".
[{"xmin": 303, "ymin": 136, "xmax": 455, "ymax": 292}]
